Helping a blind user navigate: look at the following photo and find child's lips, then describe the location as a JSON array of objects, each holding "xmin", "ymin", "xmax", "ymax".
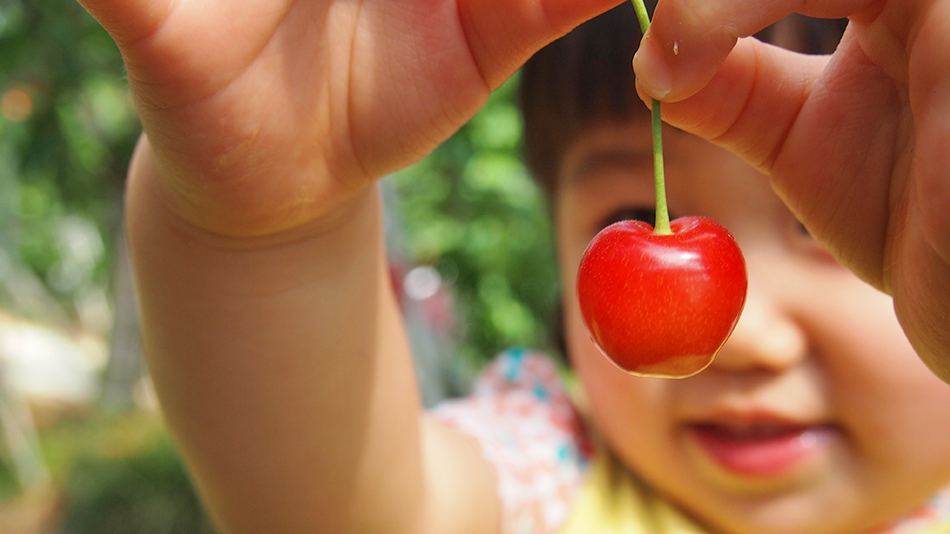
[{"xmin": 685, "ymin": 418, "xmax": 835, "ymax": 478}]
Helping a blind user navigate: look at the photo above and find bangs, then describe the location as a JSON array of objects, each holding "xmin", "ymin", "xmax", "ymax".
[{"xmin": 521, "ymin": 2, "xmax": 648, "ymax": 196}]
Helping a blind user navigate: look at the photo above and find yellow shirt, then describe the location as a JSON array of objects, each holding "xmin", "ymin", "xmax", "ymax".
[
  {"xmin": 560, "ymin": 450, "xmax": 950, "ymax": 534},
  {"xmin": 559, "ymin": 450, "xmax": 706, "ymax": 534}
]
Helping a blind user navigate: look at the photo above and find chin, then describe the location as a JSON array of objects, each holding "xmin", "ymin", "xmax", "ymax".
[{"xmin": 659, "ymin": 480, "xmax": 907, "ymax": 534}]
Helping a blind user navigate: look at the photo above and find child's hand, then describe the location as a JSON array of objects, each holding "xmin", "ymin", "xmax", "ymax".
[
  {"xmin": 78, "ymin": 0, "xmax": 617, "ymax": 237},
  {"xmin": 634, "ymin": 0, "xmax": 950, "ymax": 382},
  {"xmin": 75, "ymin": 2, "xmax": 626, "ymax": 532}
]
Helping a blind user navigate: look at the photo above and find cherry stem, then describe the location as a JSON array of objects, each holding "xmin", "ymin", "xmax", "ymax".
[{"xmin": 632, "ymin": 0, "xmax": 671, "ymax": 236}]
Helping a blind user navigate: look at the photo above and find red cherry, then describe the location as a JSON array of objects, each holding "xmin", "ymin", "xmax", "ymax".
[{"xmin": 576, "ymin": 216, "xmax": 747, "ymax": 378}]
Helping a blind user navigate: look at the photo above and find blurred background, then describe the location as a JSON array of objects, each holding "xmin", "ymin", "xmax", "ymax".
[{"xmin": 0, "ymin": 0, "xmax": 562, "ymax": 531}]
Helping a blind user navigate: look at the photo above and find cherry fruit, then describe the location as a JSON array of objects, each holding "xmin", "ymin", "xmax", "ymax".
[
  {"xmin": 576, "ymin": 0, "xmax": 749, "ymax": 377},
  {"xmin": 576, "ymin": 216, "xmax": 747, "ymax": 378}
]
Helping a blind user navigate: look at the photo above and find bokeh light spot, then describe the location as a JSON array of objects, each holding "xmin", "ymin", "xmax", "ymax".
[{"xmin": 1, "ymin": 88, "xmax": 33, "ymax": 121}]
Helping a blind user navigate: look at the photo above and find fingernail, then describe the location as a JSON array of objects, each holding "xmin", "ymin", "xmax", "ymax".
[{"xmin": 632, "ymin": 39, "xmax": 673, "ymax": 99}]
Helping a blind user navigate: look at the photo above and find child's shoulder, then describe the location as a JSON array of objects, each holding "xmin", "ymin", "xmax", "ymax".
[
  {"xmin": 472, "ymin": 348, "xmax": 569, "ymax": 396},
  {"xmin": 433, "ymin": 348, "xmax": 586, "ymax": 437},
  {"xmin": 430, "ymin": 348, "xmax": 593, "ymax": 533}
]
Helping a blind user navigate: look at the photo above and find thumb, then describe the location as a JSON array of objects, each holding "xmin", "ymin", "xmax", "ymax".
[
  {"xmin": 633, "ymin": 0, "xmax": 866, "ymax": 101},
  {"xmin": 459, "ymin": 0, "xmax": 626, "ymax": 89}
]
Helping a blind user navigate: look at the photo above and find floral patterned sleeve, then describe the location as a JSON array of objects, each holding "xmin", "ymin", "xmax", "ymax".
[{"xmin": 429, "ymin": 348, "xmax": 594, "ymax": 534}]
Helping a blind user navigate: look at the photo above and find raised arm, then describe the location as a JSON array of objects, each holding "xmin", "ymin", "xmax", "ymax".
[
  {"xmin": 75, "ymin": 0, "xmax": 622, "ymax": 532},
  {"xmin": 632, "ymin": 0, "xmax": 950, "ymax": 382}
]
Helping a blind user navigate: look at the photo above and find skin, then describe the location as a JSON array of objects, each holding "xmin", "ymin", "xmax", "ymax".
[
  {"xmin": 633, "ymin": 0, "xmax": 950, "ymax": 381},
  {"xmin": 557, "ymin": 121, "xmax": 950, "ymax": 534},
  {"xmin": 73, "ymin": 0, "xmax": 950, "ymax": 532}
]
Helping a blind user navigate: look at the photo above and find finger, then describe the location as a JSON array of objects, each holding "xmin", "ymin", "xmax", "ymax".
[
  {"xmin": 895, "ymin": 179, "xmax": 950, "ymax": 384},
  {"xmin": 646, "ymin": 37, "xmax": 828, "ymax": 172},
  {"xmin": 76, "ymin": 0, "xmax": 180, "ymax": 46},
  {"xmin": 654, "ymin": 32, "xmax": 909, "ymax": 288},
  {"xmin": 898, "ymin": 253, "xmax": 950, "ymax": 385},
  {"xmin": 910, "ymin": 0, "xmax": 950, "ymax": 265},
  {"xmin": 885, "ymin": 0, "xmax": 950, "ymax": 384},
  {"xmin": 90, "ymin": 0, "xmax": 295, "ymax": 110},
  {"xmin": 633, "ymin": 0, "xmax": 875, "ymax": 101},
  {"xmin": 457, "ymin": 0, "xmax": 626, "ymax": 89}
]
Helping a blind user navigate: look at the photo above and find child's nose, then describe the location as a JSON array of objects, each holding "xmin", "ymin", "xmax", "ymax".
[{"xmin": 709, "ymin": 283, "xmax": 809, "ymax": 373}]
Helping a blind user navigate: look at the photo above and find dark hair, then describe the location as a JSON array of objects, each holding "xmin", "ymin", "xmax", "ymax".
[{"xmin": 520, "ymin": 3, "xmax": 848, "ymax": 198}]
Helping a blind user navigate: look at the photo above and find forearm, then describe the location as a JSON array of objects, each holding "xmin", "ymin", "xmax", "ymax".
[{"xmin": 125, "ymin": 136, "xmax": 427, "ymax": 533}]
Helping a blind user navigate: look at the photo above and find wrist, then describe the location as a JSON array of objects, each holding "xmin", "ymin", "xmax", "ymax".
[{"xmin": 128, "ymin": 133, "xmax": 375, "ymax": 245}]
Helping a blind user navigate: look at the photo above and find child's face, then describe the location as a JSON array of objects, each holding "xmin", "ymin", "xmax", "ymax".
[{"xmin": 555, "ymin": 120, "xmax": 950, "ymax": 534}]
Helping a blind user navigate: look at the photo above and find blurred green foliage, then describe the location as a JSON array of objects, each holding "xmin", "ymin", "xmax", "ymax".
[
  {"xmin": 391, "ymin": 78, "xmax": 562, "ymax": 364},
  {"xmin": 36, "ymin": 411, "xmax": 216, "ymax": 533},
  {"xmin": 1, "ymin": 0, "xmax": 137, "ymax": 324},
  {"xmin": 59, "ymin": 435, "xmax": 217, "ymax": 534}
]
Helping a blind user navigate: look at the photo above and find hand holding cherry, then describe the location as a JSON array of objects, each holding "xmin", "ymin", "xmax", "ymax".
[
  {"xmin": 625, "ymin": 0, "xmax": 950, "ymax": 382},
  {"xmin": 77, "ymin": 0, "xmax": 621, "ymax": 238},
  {"xmin": 576, "ymin": 0, "xmax": 747, "ymax": 378}
]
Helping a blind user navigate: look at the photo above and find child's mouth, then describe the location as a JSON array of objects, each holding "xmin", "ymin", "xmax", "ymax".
[{"xmin": 686, "ymin": 420, "xmax": 835, "ymax": 478}]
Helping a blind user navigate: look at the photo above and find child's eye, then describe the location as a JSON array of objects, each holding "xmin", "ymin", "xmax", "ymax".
[
  {"xmin": 793, "ymin": 220, "xmax": 821, "ymax": 245},
  {"xmin": 599, "ymin": 206, "xmax": 659, "ymax": 230},
  {"xmin": 790, "ymin": 220, "xmax": 819, "ymax": 246},
  {"xmin": 790, "ymin": 220, "xmax": 840, "ymax": 266}
]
